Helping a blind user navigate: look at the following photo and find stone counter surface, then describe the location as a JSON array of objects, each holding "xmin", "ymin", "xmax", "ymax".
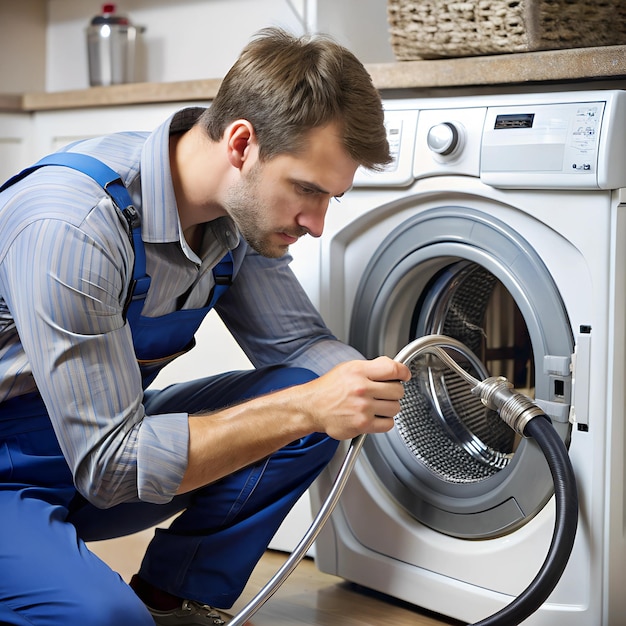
[{"xmin": 2, "ymin": 45, "xmax": 625, "ymax": 112}]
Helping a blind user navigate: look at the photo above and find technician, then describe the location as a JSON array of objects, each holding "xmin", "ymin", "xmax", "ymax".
[{"xmin": 0, "ymin": 27, "xmax": 410, "ymax": 626}]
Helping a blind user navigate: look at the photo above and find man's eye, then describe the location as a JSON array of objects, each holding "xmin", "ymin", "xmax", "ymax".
[{"xmin": 296, "ymin": 184, "xmax": 316, "ymax": 195}]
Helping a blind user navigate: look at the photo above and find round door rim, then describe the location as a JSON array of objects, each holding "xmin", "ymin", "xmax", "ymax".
[{"xmin": 349, "ymin": 205, "xmax": 573, "ymax": 539}]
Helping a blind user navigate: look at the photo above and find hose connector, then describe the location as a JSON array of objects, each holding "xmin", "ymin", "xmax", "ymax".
[{"xmin": 471, "ymin": 376, "xmax": 546, "ymax": 437}]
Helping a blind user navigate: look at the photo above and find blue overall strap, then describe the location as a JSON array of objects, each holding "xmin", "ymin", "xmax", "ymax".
[
  {"xmin": 1, "ymin": 153, "xmax": 233, "ymax": 315},
  {"xmin": 0, "ymin": 153, "xmax": 148, "ymax": 318},
  {"xmin": 208, "ymin": 251, "xmax": 234, "ymax": 309}
]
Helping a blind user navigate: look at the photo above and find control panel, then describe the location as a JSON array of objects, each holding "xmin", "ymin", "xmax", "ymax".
[
  {"xmin": 352, "ymin": 90, "xmax": 626, "ymax": 191},
  {"xmin": 481, "ymin": 92, "xmax": 626, "ymax": 189}
]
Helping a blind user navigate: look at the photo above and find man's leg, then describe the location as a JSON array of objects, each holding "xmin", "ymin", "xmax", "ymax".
[
  {"xmin": 0, "ymin": 424, "xmax": 155, "ymax": 626},
  {"xmin": 136, "ymin": 366, "xmax": 339, "ymax": 609}
]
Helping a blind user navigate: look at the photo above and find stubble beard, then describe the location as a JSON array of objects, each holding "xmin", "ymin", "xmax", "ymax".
[{"xmin": 224, "ymin": 165, "xmax": 305, "ymax": 259}]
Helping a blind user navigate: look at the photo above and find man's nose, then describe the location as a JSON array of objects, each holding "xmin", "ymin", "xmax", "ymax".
[{"xmin": 296, "ymin": 201, "xmax": 328, "ymax": 238}]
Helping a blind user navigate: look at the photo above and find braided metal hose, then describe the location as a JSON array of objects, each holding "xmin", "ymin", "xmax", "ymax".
[{"xmin": 229, "ymin": 335, "xmax": 578, "ymax": 626}]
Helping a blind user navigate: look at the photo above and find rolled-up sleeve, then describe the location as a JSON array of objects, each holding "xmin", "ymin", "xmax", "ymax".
[{"xmin": 137, "ymin": 413, "xmax": 189, "ymax": 503}]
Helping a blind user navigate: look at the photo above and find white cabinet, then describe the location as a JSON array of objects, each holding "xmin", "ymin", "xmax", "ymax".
[
  {"xmin": 31, "ymin": 102, "xmax": 200, "ymax": 159},
  {"xmin": 0, "ymin": 113, "xmax": 34, "ymax": 183}
]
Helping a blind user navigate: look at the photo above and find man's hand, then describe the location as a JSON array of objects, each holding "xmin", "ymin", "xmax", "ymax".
[
  {"xmin": 300, "ymin": 357, "xmax": 412, "ymax": 440},
  {"xmin": 179, "ymin": 357, "xmax": 411, "ymax": 494}
]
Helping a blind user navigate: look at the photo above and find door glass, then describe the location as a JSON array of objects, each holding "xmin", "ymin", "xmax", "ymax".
[{"xmin": 399, "ymin": 261, "xmax": 534, "ymax": 483}]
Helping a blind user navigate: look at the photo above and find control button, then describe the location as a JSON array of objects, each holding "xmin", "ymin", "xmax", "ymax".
[{"xmin": 427, "ymin": 122, "xmax": 460, "ymax": 156}]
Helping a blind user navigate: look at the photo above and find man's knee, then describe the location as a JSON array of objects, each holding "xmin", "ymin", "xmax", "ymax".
[{"xmin": 266, "ymin": 365, "xmax": 318, "ymax": 389}]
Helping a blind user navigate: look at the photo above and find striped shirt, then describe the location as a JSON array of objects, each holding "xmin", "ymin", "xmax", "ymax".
[{"xmin": 0, "ymin": 107, "xmax": 362, "ymax": 507}]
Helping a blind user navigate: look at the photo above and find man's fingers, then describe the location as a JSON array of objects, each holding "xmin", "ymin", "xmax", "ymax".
[{"xmin": 365, "ymin": 356, "xmax": 412, "ymax": 383}]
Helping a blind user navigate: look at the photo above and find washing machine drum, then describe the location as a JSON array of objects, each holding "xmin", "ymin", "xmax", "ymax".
[
  {"xmin": 399, "ymin": 262, "xmax": 517, "ymax": 481},
  {"xmin": 350, "ymin": 206, "xmax": 573, "ymax": 539}
]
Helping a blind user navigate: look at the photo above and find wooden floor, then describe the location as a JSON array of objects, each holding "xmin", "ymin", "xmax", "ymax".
[
  {"xmin": 89, "ymin": 529, "xmax": 462, "ymax": 625},
  {"xmin": 230, "ymin": 551, "xmax": 463, "ymax": 626}
]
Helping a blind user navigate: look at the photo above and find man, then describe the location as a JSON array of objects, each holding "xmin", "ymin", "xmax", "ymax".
[{"xmin": 0, "ymin": 28, "xmax": 410, "ymax": 626}]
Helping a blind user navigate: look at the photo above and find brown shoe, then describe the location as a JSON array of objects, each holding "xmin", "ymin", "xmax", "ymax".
[{"xmin": 147, "ymin": 599, "xmax": 232, "ymax": 625}]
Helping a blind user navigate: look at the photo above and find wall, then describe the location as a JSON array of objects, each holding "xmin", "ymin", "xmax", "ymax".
[
  {"xmin": 0, "ymin": 0, "xmax": 47, "ymax": 92},
  {"xmin": 45, "ymin": 0, "xmax": 395, "ymax": 92},
  {"xmin": 46, "ymin": 0, "xmax": 303, "ymax": 91},
  {"xmin": 314, "ymin": 0, "xmax": 394, "ymax": 65}
]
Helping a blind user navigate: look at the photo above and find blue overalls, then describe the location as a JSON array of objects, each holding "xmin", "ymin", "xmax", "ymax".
[{"xmin": 0, "ymin": 155, "xmax": 338, "ymax": 625}]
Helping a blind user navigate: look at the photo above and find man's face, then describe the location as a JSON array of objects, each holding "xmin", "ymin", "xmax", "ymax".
[{"xmin": 225, "ymin": 123, "xmax": 358, "ymax": 258}]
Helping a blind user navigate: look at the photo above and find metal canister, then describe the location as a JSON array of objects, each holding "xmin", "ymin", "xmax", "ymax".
[{"xmin": 86, "ymin": 4, "xmax": 144, "ymax": 87}]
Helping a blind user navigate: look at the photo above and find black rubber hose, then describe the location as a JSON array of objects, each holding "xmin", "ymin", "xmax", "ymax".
[{"xmin": 470, "ymin": 415, "xmax": 579, "ymax": 626}]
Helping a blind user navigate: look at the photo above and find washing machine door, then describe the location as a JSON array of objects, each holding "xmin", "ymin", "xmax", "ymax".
[{"xmin": 350, "ymin": 205, "xmax": 573, "ymax": 539}]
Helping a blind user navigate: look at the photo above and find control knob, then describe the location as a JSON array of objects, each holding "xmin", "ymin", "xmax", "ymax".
[{"xmin": 427, "ymin": 122, "xmax": 462, "ymax": 156}]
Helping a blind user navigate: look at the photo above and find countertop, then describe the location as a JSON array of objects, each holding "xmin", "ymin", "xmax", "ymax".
[{"xmin": 2, "ymin": 45, "xmax": 625, "ymax": 113}]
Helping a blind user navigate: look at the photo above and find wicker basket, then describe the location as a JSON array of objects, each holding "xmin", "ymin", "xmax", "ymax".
[{"xmin": 387, "ymin": 0, "xmax": 626, "ymax": 60}]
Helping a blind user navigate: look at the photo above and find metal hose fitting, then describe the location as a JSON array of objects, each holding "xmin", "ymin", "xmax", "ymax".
[
  {"xmin": 471, "ymin": 376, "xmax": 546, "ymax": 436},
  {"xmin": 396, "ymin": 336, "xmax": 546, "ymax": 437}
]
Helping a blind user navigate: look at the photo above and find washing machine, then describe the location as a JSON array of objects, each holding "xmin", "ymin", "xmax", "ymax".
[{"xmin": 298, "ymin": 89, "xmax": 626, "ymax": 625}]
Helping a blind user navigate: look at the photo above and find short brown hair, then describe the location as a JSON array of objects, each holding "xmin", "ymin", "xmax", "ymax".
[{"xmin": 198, "ymin": 27, "xmax": 391, "ymax": 171}]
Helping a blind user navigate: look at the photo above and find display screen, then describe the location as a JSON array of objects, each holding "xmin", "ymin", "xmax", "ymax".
[{"xmin": 494, "ymin": 113, "xmax": 535, "ymax": 129}]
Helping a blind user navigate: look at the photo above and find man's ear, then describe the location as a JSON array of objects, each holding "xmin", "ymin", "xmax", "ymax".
[{"xmin": 226, "ymin": 120, "xmax": 257, "ymax": 170}]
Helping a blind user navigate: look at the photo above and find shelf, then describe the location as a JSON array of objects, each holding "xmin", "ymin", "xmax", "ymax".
[{"xmin": 2, "ymin": 45, "xmax": 625, "ymax": 113}]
